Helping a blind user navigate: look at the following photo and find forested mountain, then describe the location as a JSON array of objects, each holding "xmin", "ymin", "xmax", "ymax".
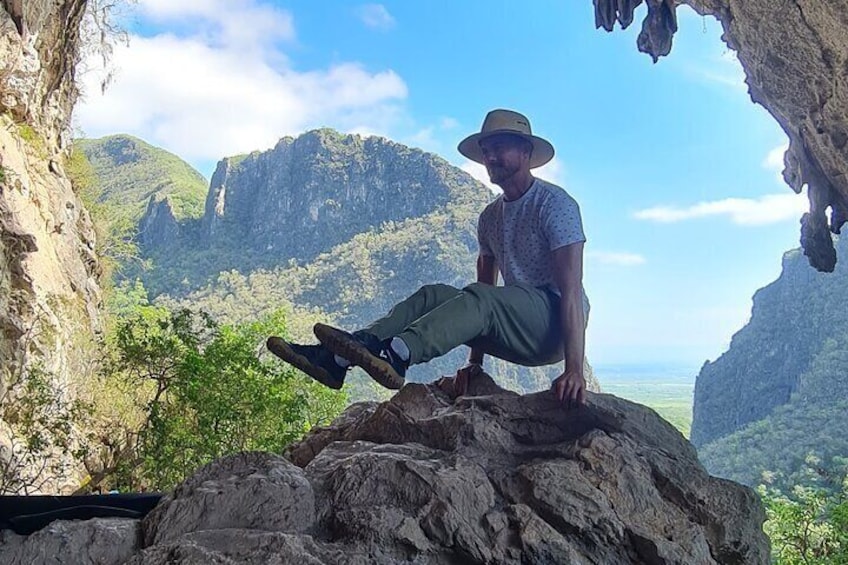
[
  {"xmin": 693, "ymin": 235, "xmax": 848, "ymax": 489},
  {"xmin": 699, "ymin": 334, "xmax": 848, "ymax": 492},
  {"xmin": 131, "ymin": 128, "xmax": 490, "ymax": 296},
  {"xmin": 692, "ymin": 235, "xmax": 848, "ymax": 448},
  {"xmin": 79, "ymin": 130, "xmax": 596, "ymax": 393},
  {"xmin": 77, "ymin": 135, "xmax": 208, "ymax": 223}
]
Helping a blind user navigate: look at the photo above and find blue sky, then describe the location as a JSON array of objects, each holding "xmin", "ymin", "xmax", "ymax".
[{"xmin": 75, "ymin": 1, "xmax": 807, "ymax": 370}]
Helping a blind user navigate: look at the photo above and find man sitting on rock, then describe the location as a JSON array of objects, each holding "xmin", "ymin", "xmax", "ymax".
[{"xmin": 268, "ymin": 109, "xmax": 589, "ymax": 405}]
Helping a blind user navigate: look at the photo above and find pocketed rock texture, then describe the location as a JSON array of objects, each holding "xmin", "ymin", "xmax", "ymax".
[
  {"xmin": 0, "ymin": 1, "xmax": 101, "ymax": 492},
  {"xmin": 595, "ymin": 0, "xmax": 848, "ymax": 272},
  {"xmin": 4, "ymin": 375, "xmax": 769, "ymax": 564}
]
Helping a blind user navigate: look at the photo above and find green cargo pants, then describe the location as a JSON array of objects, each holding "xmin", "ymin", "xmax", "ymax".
[{"xmin": 361, "ymin": 283, "xmax": 565, "ymax": 367}]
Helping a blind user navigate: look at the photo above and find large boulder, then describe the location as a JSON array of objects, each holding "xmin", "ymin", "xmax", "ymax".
[
  {"xmin": 9, "ymin": 376, "xmax": 768, "ymax": 564},
  {"xmin": 0, "ymin": 518, "xmax": 139, "ymax": 565}
]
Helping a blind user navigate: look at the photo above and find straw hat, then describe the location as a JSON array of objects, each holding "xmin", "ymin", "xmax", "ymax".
[{"xmin": 458, "ymin": 109, "xmax": 554, "ymax": 169}]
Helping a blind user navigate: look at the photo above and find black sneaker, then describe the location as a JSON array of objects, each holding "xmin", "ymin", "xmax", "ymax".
[
  {"xmin": 266, "ymin": 336, "xmax": 346, "ymax": 390},
  {"xmin": 313, "ymin": 323, "xmax": 407, "ymax": 390}
]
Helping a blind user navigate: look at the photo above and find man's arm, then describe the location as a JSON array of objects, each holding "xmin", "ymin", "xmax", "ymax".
[
  {"xmin": 550, "ymin": 241, "xmax": 586, "ymax": 405},
  {"xmin": 468, "ymin": 253, "xmax": 498, "ymax": 365}
]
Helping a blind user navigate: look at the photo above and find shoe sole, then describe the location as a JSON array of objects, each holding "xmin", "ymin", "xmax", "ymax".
[
  {"xmin": 313, "ymin": 323, "xmax": 404, "ymax": 390},
  {"xmin": 266, "ymin": 336, "xmax": 343, "ymax": 390}
]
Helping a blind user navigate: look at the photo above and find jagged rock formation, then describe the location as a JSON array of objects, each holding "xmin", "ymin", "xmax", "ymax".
[
  {"xmin": 0, "ymin": 376, "xmax": 770, "ymax": 564},
  {"xmin": 0, "ymin": 1, "xmax": 101, "ymax": 492},
  {"xmin": 138, "ymin": 196, "xmax": 181, "ymax": 249},
  {"xmin": 595, "ymin": 0, "xmax": 848, "ymax": 272},
  {"xmin": 691, "ymin": 235, "xmax": 848, "ymax": 447},
  {"xmin": 140, "ymin": 129, "xmax": 489, "ymax": 276}
]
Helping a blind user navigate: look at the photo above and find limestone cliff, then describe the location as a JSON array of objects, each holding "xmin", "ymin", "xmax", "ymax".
[
  {"xmin": 0, "ymin": 376, "xmax": 770, "ymax": 564},
  {"xmin": 140, "ymin": 128, "xmax": 489, "ymax": 277},
  {"xmin": 0, "ymin": 0, "xmax": 101, "ymax": 492},
  {"xmin": 691, "ymin": 235, "xmax": 848, "ymax": 446},
  {"xmin": 596, "ymin": 0, "xmax": 848, "ymax": 272}
]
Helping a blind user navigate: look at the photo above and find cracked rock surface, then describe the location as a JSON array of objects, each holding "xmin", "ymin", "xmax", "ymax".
[{"xmin": 3, "ymin": 376, "xmax": 769, "ymax": 564}]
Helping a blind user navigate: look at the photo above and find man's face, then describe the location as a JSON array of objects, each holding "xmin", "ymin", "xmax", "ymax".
[{"xmin": 479, "ymin": 134, "xmax": 531, "ymax": 185}]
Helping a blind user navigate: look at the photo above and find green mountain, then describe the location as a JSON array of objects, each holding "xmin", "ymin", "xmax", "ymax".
[
  {"xmin": 133, "ymin": 128, "xmax": 489, "ymax": 297},
  {"xmin": 693, "ymin": 235, "xmax": 848, "ymax": 491},
  {"xmin": 699, "ymin": 334, "xmax": 848, "ymax": 492},
  {"xmin": 76, "ymin": 134, "xmax": 208, "ymax": 223}
]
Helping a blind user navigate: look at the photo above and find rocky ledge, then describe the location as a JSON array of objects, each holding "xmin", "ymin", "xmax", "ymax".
[{"xmin": 0, "ymin": 375, "xmax": 769, "ymax": 564}]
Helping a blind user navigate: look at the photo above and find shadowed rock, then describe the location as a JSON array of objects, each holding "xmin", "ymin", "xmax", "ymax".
[
  {"xmin": 0, "ymin": 519, "xmax": 139, "ymax": 565},
  {"xmin": 31, "ymin": 374, "xmax": 767, "ymax": 564}
]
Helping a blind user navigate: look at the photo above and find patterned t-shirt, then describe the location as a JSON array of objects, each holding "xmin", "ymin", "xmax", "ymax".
[{"xmin": 477, "ymin": 178, "xmax": 588, "ymax": 310}]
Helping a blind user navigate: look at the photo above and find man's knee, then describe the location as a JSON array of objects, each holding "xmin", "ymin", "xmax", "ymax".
[
  {"xmin": 414, "ymin": 283, "xmax": 458, "ymax": 302},
  {"xmin": 462, "ymin": 281, "xmax": 495, "ymax": 299},
  {"xmin": 417, "ymin": 283, "xmax": 457, "ymax": 294}
]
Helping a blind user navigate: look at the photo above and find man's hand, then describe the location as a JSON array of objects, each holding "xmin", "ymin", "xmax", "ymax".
[
  {"xmin": 453, "ymin": 363, "xmax": 485, "ymax": 396},
  {"xmin": 551, "ymin": 369, "xmax": 586, "ymax": 407}
]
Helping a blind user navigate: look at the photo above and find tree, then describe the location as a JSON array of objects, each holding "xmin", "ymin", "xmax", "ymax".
[
  {"xmin": 92, "ymin": 305, "xmax": 347, "ymax": 491},
  {"xmin": 760, "ymin": 466, "xmax": 848, "ymax": 564}
]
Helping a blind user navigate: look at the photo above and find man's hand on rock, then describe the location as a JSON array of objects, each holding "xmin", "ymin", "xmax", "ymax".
[{"xmin": 551, "ymin": 369, "xmax": 586, "ymax": 407}]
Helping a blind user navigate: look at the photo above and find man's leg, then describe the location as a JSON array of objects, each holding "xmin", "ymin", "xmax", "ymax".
[
  {"xmin": 397, "ymin": 282, "xmax": 562, "ymax": 367},
  {"xmin": 359, "ymin": 284, "xmax": 462, "ymax": 341},
  {"xmin": 315, "ymin": 282, "xmax": 562, "ymax": 390}
]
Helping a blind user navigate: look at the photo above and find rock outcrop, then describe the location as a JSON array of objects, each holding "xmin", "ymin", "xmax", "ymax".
[
  {"xmin": 138, "ymin": 196, "xmax": 180, "ymax": 249},
  {"xmin": 0, "ymin": 1, "xmax": 101, "ymax": 492},
  {"xmin": 76, "ymin": 134, "xmax": 208, "ymax": 225},
  {"xmin": 595, "ymin": 0, "xmax": 848, "ymax": 272},
  {"xmin": 1, "ymin": 377, "xmax": 769, "ymax": 564}
]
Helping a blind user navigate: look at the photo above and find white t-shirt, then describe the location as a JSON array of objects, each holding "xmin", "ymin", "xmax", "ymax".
[{"xmin": 477, "ymin": 178, "xmax": 589, "ymax": 312}]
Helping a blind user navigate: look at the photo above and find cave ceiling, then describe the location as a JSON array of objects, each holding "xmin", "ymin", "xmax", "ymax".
[{"xmin": 593, "ymin": 0, "xmax": 848, "ymax": 271}]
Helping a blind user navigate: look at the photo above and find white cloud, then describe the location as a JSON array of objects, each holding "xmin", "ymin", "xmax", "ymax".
[
  {"xmin": 763, "ymin": 143, "xmax": 789, "ymax": 184},
  {"xmin": 633, "ymin": 191, "xmax": 808, "ymax": 226},
  {"xmin": 139, "ymin": 0, "xmax": 296, "ymax": 48},
  {"xmin": 408, "ymin": 127, "xmax": 438, "ymax": 150},
  {"xmin": 536, "ymin": 156, "xmax": 565, "ymax": 186},
  {"xmin": 587, "ymin": 251, "xmax": 646, "ymax": 266},
  {"xmin": 357, "ymin": 4, "xmax": 396, "ymax": 30},
  {"xmin": 405, "ymin": 116, "xmax": 460, "ymax": 155},
  {"xmin": 75, "ymin": 2, "xmax": 408, "ymax": 164},
  {"xmin": 689, "ymin": 50, "xmax": 746, "ymax": 90},
  {"xmin": 439, "ymin": 117, "xmax": 459, "ymax": 130},
  {"xmin": 676, "ymin": 11, "xmax": 746, "ymax": 91}
]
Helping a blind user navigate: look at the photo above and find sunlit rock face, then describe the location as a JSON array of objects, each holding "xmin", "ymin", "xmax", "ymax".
[
  {"xmin": 140, "ymin": 128, "xmax": 489, "ymax": 268},
  {"xmin": 0, "ymin": 378, "xmax": 770, "ymax": 564},
  {"xmin": 595, "ymin": 0, "xmax": 848, "ymax": 271},
  {"xmin": 0, "ymin": 2, "xmax": 101, "ymax": 492}
]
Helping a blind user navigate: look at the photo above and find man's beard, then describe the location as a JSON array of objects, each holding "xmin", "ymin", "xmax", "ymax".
[{"xmin": 487, "ymin": 162, "xmax": 519, "ymax": 184}]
